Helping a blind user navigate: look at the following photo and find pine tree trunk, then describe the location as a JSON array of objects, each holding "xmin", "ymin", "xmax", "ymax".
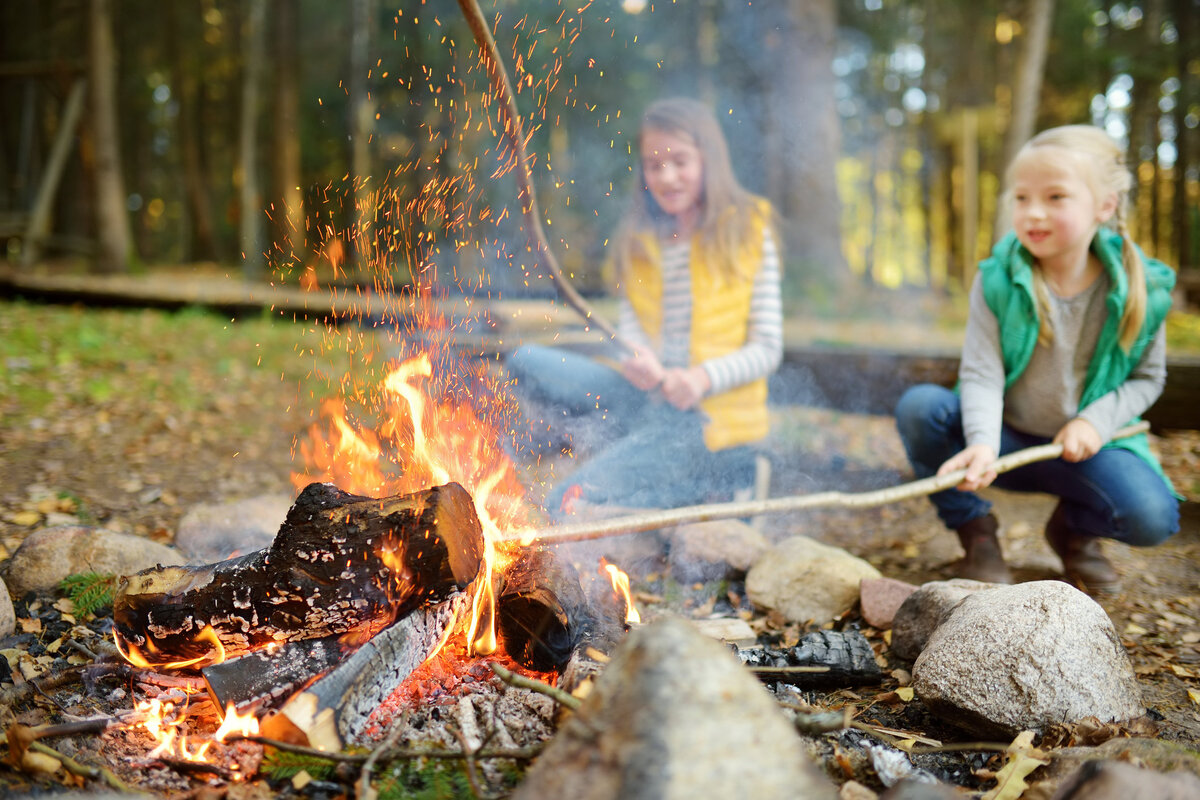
[{"xmin": 87, "ymin": 0, "xmax": 131, "ymax": 274}]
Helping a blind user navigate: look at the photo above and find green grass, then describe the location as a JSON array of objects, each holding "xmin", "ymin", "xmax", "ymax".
[{"xmin": 0, "ymin": 301, "xmax": 357, "ymax": 431}]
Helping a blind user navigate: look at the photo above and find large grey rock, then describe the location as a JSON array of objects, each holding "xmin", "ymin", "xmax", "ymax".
[
  {"xmin": 890, "ymin": 578, "xmax": 1000, "ymax": 661},
  {"xmin": 746, "ymin": 535, "xmax": 881, "ymax": 625},
  {"xmin": 512, "ymin": 616, "xmax": 835, "ymax": 800},
  {"xmin": 3, "ymin": 526, "xmax": 184, "ymax": 596},
  {"xmin": 0, "ymin": 576, "xmax": 14, "ymax": 638},
  {"xmin": 667, "ymin": 519, "xmax": 768, "ymax": 583},
  {"xmin": 175, "ymin": 493, "xmax": 293, "ymax": 562},
  {"xmin": 912, "ymin": 581, "xmax": 1143, "ymax": 737},
  {"xmin": 1051, "ymin": 760, "xmax": 1200, "ymax": 800}
]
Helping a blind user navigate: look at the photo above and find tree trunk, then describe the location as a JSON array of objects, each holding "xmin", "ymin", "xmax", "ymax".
[
  {"xmin": 1173, "ymin": 0, "xmax": 1197, "ymax": 268},
  {"xmin": 167, "ymin": 3, "xmax": 219, "ymax": 263},
  {"xmin": 349, "ymin": 0, "xmax": 375, "ymax": 278},
  {"xmin": 87, "ymin": 0, "xmax": 131, "ymax": 274},
  {"xmin": 995, "ymin": 0, "xmax": 1055, "ymax": 240},
  {"xmin": 239, "ymin": 0, "xmax": 267, "ymax": 278},
  {"xmin": 762, "ymin": 0, "xmax": 847, "ymax": 278},
  {"xmin": 272, "ymin": 0, "xmax": 304, "ymax": 267}
]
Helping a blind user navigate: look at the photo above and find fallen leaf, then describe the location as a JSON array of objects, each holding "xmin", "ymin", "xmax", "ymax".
[
  {"xmin": 16, "ymin": 618, "xmax": 41, "ymax": 634},
  {"xmin": 1188, "ymin": 689, "xmax": 1200, "ymax": 706},
  {"xmin": 982, "ymin": 730, "xmax": 1049, "ymax": 800},
  {"xmin": 1124, "ymin": 622, "xmax": 1150, "ymax": 636},
  {"xmin": 895, "ymin": 686, "xmax": 914, "ymax": 702},
  {"xmin": 8, "ymin": 511, "xmax": 40, "ymax": 527}
]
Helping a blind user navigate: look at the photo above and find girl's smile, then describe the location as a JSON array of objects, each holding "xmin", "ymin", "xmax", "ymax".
[{"xmin": 640, "ymin": 128, "xmax": 705, "ymax": 234}]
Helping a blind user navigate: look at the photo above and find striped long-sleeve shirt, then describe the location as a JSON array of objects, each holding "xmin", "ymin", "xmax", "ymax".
[{"xmin": 617, "ymin": 227, "xmax": 783, "ymax": 394}]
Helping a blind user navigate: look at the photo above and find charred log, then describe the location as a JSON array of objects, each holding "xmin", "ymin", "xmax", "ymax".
[
  {"xmin": 259, "ymin": 596, "xmax": 464, "ymax": 751},
  {"xmin": 495, "ymin": 547, "xmax": 625, "ymax": 675},
  {"xmin": 736, "ymin": 629, "xmax": 882, "ymax": 687},
  {"xmin": 112, "ymin": 482, "xmax": 483, "ymax": 666},
  {"xmin": 202, "ymin": 636, "xmax": 348, "ymax": 716}
]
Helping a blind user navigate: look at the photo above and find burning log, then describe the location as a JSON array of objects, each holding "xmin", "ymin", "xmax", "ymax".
[
  {"xmin": 202, "ymin": 636, "xmax": 348, "ymax": 715},
  {"xmin": 112, "ymin": 482, "xmax": 484, "ymax": 667},
  {"xmin": 259, "ymin": 597, "xmax": 465, "ymax": 751}
]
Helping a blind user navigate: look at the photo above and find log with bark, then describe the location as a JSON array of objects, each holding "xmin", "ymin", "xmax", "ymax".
[{"xmin": 112, "ymin": 482, "xmax": 484, "ymax": 666}]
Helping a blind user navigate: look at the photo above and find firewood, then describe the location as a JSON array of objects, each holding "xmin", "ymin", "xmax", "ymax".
[
  {"xmin": 259, "ymin": 596, "xmax": 465, "ymax": 751},
  {"xmin": 112, "ymin": 482, "xmax": 484, "ymax": 666},
  {"xmin": 202, "ymin": 636, "xmax": 348, "ymax": 716},
  {"xmin": 737, "ymin": 629, "xmax": 883, "ymax": 687}
]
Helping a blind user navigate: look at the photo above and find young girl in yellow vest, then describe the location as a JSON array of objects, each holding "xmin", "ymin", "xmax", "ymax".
[
  {"xmin": 507, "ymin": 97, "xmax": 783, "ymax": 515},
  {"xmin": 896, "ymin": 124, "xmax": 1179, "ymax": 593}
]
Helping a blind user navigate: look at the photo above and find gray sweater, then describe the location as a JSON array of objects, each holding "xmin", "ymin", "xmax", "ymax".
[{"xmin": 959, "ymin": 272, "xmax": 1166, "ymax": 456}]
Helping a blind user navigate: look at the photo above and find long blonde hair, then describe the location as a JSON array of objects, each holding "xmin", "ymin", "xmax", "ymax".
[
  {"xmin": 1007, "ymin": 125, "xmax": 1146, "ymax": 352},
  {"xmin": 614, "ymin": 97, "xmax": 767, "ymax": 283}
]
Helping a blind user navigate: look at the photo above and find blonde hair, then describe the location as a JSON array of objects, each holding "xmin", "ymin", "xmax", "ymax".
[
  {"xmin": 1007, "ymin": 124, "xmax": 1146, "ymax": 352},
  {"xmin": 614, "ymin": 97, "xmax": 768, "ymax": 283}
]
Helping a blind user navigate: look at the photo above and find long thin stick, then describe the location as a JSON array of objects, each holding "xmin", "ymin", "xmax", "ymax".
[
  {"xmin": 505, "ymin": 421, "xmax": 1151, "ymax": 544},
  {"xmin": 456, "ymin": 0, "xmax": 626, "ymax": 348}
]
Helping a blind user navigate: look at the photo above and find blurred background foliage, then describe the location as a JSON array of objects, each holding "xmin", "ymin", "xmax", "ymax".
[{"xmin": 1, "ymin": 0, "xmax": 1196, "ymax": 314}]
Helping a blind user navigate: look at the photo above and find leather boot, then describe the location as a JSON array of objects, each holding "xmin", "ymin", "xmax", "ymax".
[
  {"xmin": 954, "ymin": 513, "xmax": 1012, "ymax": 584},
  {"xmin": 1045, "ymin": 502, "xmax": 1121, "ymax": 595}
]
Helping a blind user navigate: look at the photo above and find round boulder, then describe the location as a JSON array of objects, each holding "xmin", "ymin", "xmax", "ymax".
[
  {"xmin": 746, "ymin": 535, "xmax": 881, "ymax": 625},
  {"xmin": 912, "ymin": 580, "xmax": 1143, "ymax": 737},
  {"xmin": 3, "ymin": 526, "xmax": 185, "ymax": 596}
]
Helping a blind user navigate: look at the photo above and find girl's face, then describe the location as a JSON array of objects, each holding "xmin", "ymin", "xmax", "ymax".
[
  {"xmin": 640, "ymin": 127, "xmax": 705, "ymax": 232},
  {"xmin": 1010, "ymin": 147, "xmax": 1116, "ymax": 273}
]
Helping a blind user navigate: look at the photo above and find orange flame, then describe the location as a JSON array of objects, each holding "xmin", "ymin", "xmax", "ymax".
[
  {"xmin": 115, "ymin": 625, "xmax": 226, "ymax": 670},
  {"xmin": 294, "ymin": 339, "xmax": 534, "ymax": 662},
  {"xmin": 601, "ymin": 560, "xmax": 641, "ymax": 625},
  {"xmin": 135, "ymin": 697, "xmax": 212, "ymax": 762},
  {"xmin": 215, "ymin": 702, "xmax": 261, "ymax": 742}
]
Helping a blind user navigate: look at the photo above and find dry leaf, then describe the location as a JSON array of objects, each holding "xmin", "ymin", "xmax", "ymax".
[
  {"xmin": 1124, "ymin": 622, "xmax": 1150, "ymax": 636},
  {"xmin": 982, "ymin": 730, "xmax": 1050, "ymax": 800},
  {"xmin": 1188, "ymin": 689, "xmax": 1200, "ymax": 706},
  {"xmin": 16, "ymin": 618, "xmax": 41, "ymax": 634},
  {"xmin": 8, "ymin": 511, "xmax": 41, "ymax": 527},
  {"xmin": 895, "ymin": 687, "xmax": 914, "ymax": 702}
]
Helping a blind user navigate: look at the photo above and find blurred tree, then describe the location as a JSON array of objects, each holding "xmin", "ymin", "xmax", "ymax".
[
  {"xmin": 271, "ymin": 0, "xmax": 304, "ymax": 268},
  {"xmin": 88, "ymin": 0, "xmax": 132, "ymax": 273},
  {"xmin": 239, "ymin": 0, "xmax": 267, "ymax": 278},
  {"xmin": 168, "ymin": 3, "xmax": 219, "ymax": 262}
]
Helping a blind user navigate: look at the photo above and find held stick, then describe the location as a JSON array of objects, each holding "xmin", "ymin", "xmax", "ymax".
[{"xmin": 504, "ymin": 421, "xmax": 1152, "ymax": 545}]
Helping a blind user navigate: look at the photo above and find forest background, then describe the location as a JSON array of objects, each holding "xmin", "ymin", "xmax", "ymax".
[{"xmin": 1, "ymin": 0, "xmax": 1197, "ymax": 324}]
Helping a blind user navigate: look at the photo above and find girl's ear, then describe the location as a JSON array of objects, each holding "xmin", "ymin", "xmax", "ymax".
[{"xmin": 1096, "ymin": 190, "xmax": 1118, "ymax": 223}]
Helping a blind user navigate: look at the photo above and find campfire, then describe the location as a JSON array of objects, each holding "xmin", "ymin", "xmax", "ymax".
[{"xmin": 106, "ymin": 314, "xmax": 636, "ymax": 768}]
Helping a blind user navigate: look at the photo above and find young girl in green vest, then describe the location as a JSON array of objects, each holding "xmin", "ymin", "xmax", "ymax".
[
  {"xmin": 507, "ymin": 97, "xmax": 783, "ymax": 515},
  {"xmin": 896, "ymin": 124, "xmax": 1179, "ymax": 593}
]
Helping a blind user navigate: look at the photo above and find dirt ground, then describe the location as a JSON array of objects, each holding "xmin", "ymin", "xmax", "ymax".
[{"xmin": 1, "ymin": 292, "xmax": 1199, "ymax": 795}]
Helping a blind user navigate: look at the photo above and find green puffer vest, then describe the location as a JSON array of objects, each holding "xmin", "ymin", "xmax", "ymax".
[{"xmin": 977, "ymin": 228, "xmax": 1176, "ymax": 491}]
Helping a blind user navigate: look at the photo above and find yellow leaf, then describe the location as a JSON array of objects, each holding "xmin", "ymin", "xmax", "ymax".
[
  {"xmin": 1124, "ymin": 622, "xmax": 1150, "ymax": 636},
  {"xmin": 1171, "ymin": 664, "xmax": 1200, "ymax": 679},
  {"xmin": 895, "ymin": 686, "xmax": 914, "ymax": 702},
  {"xmin": 9, "ymin": 511, "xmax": 41, "ymax": 527},
  {"xmin": 982, "ymin": 730, "xmax": 1050, "ymax": 800},
  {"xmin": 16, "ymin": 618, "xmax": 41, "ymax": 634},
  {"xmin": 1187, "ymin": 689, "xmax": 1200, "ymax": 706}
]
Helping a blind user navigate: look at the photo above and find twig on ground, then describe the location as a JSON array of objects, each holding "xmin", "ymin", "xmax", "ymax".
[
  {"xmin": 508, "ymin": 421, "xmax": 1151, "ymax": 544},
  {"xmin": 27, "ymin": 740, "xmax": 146, "ymax": 795},
  {"xmin": 452, "ymin": 726, "xmax": 486, "ymax": 800},
  {"xmin": 489, "ymin": 662, "xmax": 582, "ymax": 711},
  {"xmin": 229, "ymin": 734, "xmax": 541, "ymax": 763},
  {"xmin": 357, "ymin": 713, "xmax": 407, "ymax": 800}
]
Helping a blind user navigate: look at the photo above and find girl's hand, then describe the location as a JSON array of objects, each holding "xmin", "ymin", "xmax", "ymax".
[
  {"xmin": 661, "ymin": 366, "xmax": 711, "ymax": 410},
  {"xmin": 1054, "ymin": 418, "xmax": 1102, "ymax": 462},
  {"xmin": 937, "ymin": 444, "xmax": 998, "ymax": 491},
  {"xmin": 621, "ymin": 351, "xmax": 665, "ymax": 391}
]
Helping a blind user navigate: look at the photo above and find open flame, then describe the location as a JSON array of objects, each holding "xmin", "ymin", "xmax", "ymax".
[
  {"xmin": 115, "ymin": 624, "xmax": 226, "ymax": 670},
  {"xmin": 293, "ymin": 332, "xmax": 533, "ymax": 658},
  {"xmin": 601, "ymin": 559, "xmax": 641, "ymax": 625},
  {"xmin": 215, "ymin": 703, "xmax": 261, "ymax": 742},
  {"xmin": 135, "ymin": 697, "xmax": 213, "ymax": 762}
]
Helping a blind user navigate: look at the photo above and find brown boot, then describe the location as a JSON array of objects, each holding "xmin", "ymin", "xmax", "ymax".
[
  {"xmin": 954, "ymin": 513, "xmax": 1012, "ymax": 584},
  {"xmin": 1045, "ymin": 503, "xmax": 1121, "ymax": 595}
]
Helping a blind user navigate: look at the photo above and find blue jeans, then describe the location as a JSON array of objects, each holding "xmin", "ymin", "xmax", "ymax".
[
  {"xmin": 506, "ymin": 344, "xmax": 756, "ymax": 515},
  {"xmin": 894, "ymin": 384, "xmax": 1179, "ymax": 546}
]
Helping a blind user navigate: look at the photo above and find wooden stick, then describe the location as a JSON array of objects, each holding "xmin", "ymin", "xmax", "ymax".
[
  {"xmin": 505, "ymin": 421, "xmax": 1151, "ymax": 544},
  {"xmin": 455, "ymin": 0, "xmax": 626, "ymax": 349}
]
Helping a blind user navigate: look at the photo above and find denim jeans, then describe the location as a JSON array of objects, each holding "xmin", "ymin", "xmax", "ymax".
[
  {"xmin": 506, "ymin": 344, "xmax": 756, "ymax": 515},
  {"xmin": 894, "ymin": 383, "xmax": 1179, "ymax": 546}
]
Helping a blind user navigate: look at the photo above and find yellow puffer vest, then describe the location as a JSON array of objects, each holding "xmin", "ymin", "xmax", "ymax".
[{"xmin": 626, "ymin": 203, "xmax": 771, "ymax": 451}]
